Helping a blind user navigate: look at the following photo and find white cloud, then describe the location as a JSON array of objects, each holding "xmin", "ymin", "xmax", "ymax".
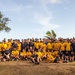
[
  {"xmin": 4, "ymin": 5, "xmax": 33, "ymax": 12},
  {"xmin": 35, "ymin": 13, "xmax": 60, "ymax": 31},
  {"xmin": 0, "ymin": 1, "xmax": 33, "ymax": 13},
  {"xmin": 41, "ymin": 0, "xmax": 69, "ymax": 4}
]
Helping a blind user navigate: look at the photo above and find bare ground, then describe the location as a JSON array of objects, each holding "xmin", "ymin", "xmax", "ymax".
[{"xmin": 0, "ymin": 61, "xmax": 75, "ymax": 75}]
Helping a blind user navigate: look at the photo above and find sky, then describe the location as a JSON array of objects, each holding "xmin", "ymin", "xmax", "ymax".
[{"xmin": 0, "ymin": 0, "xmax": 75, "ymax": 40}]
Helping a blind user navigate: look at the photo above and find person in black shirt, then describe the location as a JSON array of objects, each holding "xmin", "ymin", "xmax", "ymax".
[
  {"xmin": 29, "ymin": 40, "xmax": 34, "ymax": 48},
  {"xmin": 30, "ymin": 51, "xmax": 40, "ymax": 64},
  {"xmin": 12, "ymin": 40, "xmax": 17, "ymax": 49},
  {"xmin": 21, "ymin": 39, "xmax": 29, "ymax": 52},
  {"xmin": 71, "ymin": 39, "xmax": 75, "ymax": 53},
  {"xmin": 1, "ymin": 49, "xmax": 11, "ymax": 61}
]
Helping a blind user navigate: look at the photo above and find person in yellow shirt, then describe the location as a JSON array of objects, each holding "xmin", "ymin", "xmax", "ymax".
[
  {"xmin": 51, "ymin": 50, "xmax": 55, "ymax": 57},
  {"xmin": 38, "ymin": 41, "xmax": 43, "ymax": 49},
  {"xmin": 26, "ymin": 49, "xmax": 32, "ymax": 59},
  {"xmin": 56, "ymin": 40, "xmax": 61, "ymax": 50},
  {"xmin": 52, "ymin": 40, "xmax": 61, "ymax": 51},
  {"xmin": 46, "ymin": 40, "xmax": 52, "ymax": 51},
  {"xmin": 60, "ymin": 40, "xmax": 66, "ymax": 55},
  {"xmin": 42, "ymin": 50, "xmax": 47, "ymax": 60},
  {"xmin": 11, "ymin": 48, "xmax": 19, "ymax": 61},
  {"xmin": 7, "ymin": 39, "xmax": 12, "ymax": 50},
  {"xmin": 34, "ymin": 40, "xmax": 39, "ymax": 51},
  {"xmin": 20, "ymin": 49, "xmax": 27, "ymax": 60},
  {"xmin": 1, "ymin": 40, "xmax": 8, "ymax": 51},
  {"xmin": 46, "ymin": 53, "xmax": 55, "ymax": 63},
  {"xmin": 65, "ymin": 40, "xmax": 71, "ymax": 52},
  {"xmin": 46, "ymin": 49, "xmax": 51, "ymax": 55},
  {"xmin": 36, "ymin": 49, "xmax": 42, "ymax": 62},
  {"xmin": 1, "ymin": 40, "xmax": 8, "ymax": 56},
  {"xmin": 17, "ymin": 40, "xmax": 21, "ymax": 51},
  {"xmin": 41, "ymin": 43, "xmax": 47, "ymax": 52},
  {"xmin": 53, "ymin": 50, "xmax": 58, "ymax": 57}
]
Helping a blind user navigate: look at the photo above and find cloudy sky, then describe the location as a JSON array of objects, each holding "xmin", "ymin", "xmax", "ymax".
[{"xmin": 0, "ymin": 0, "xmax": 75, "ymax": 40}]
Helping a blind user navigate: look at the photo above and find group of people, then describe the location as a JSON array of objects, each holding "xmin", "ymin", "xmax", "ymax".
[{"xmin": 0, "ymin": 37, "xmax": 75, "ymax": 64}]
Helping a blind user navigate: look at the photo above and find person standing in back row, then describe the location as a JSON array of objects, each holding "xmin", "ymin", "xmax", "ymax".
[{"xmin": 71, "ymin": 39, "xmax": 75, "ymax": 53}]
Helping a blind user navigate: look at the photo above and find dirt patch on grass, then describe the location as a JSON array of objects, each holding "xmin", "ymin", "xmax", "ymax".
[{"xmin": 0, "ymin": 61, "xmax": 75, "ymax": 75}]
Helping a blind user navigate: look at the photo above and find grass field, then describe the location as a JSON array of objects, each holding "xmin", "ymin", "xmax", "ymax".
[{"xmin": 0, "ymin": 61, "xmax": 75, "ymax": 75}]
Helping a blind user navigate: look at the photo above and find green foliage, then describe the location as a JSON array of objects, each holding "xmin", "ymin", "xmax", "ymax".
[
  {"xmin": 0, "ymin": 11, "xmax": 11, "ymax": 32},
  {"xmin": 51, "ymin": 30, "xmax": 56, "ymax": 37},
  {"xmin": 46, "ymin": 31, "xmax": 51, "ymax": 36},
  {"xmin": 45, "ymin": 30, "xmax": 56, "ymax": 38}
]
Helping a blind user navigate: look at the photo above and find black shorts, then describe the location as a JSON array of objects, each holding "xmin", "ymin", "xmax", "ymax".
[
  {"xmin": 62, "ymin": 51, "xmax": 65, "ymax": 55},
  {"xmin": 54, "ymin": 58, "xmax": 59, "ymax": 63},
  {"xmin": 66, "ymin": 51, "xmax": 71, "ymax": 55},
  {"xmin": 31, "ymin": 54, "xmax": 38, "ymax": 58},
  {"xmin": 1, "ymin": 51, "xmax": 5, "ymax": 56},
  {"xmin": 70, "ymin": 54, "xmax": 74, "ymax": 57},
  {"xmin": 58, "ymin": 52, "xmax": 63, "ymax": 57},
  {"xmin": 73, "ymin": 49, "xmax": 75, "ymax": 53},
  {"xmin": 65, "ymin": 54, "xmax": 69, "ymax": 56}
]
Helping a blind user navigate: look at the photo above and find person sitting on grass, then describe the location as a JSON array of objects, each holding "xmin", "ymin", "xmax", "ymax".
[
  {"xmin": 11, "ymin": 48, "xmax": 19, "ymax": 61},
  {"xmin": 20, "ymin": 49, "xmax": 27, "ymax": 60},
  {"xmin": 41, "ymin": 50, "xmax": 47, "ymax": 61},
  {"xmin": 26, "ymin": 49, "xmax": 32, "ymax": 60},
  {"xmin": 1, "ymin": 48, "xmax": 11, "ymax": 62},
  {"xmin": 54, "ymin": 55, "xmax": 64, "ymax": 63},
  {"xmin": 36, "ymin": 49, "xmax": 42, "ymax": 62},
  {"xmin": 30, "ymin": 51, "xmax": 40, "ymax": 64},
  {"xmin": 46, "ymin": 53, "xmax": 55, "ymax": 63}
]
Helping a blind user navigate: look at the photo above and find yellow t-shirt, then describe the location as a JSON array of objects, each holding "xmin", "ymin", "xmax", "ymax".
[
  {"xmin": 46, "ymin": 52, "xmax": 51, "ymax": 55},
  {"xmin": 34, "ymin": 42, "xmax": 39, "ymax": 49},
  {"xmin": 42, "ymin": 44, "xmax": 47, "ymax": 51},
  {"xmin": 12, "ymin": 50, "xmax": 19, "ymax": 56},
  {"xmin": 7, "ymin": 42, "xmax": 12, "ymax": 49},
  {"xmin": 36, "ymin": 52, "xmax": 42, "ymax": 58},
  {"xmin": 53, "ymin": 43, "xmax": 61, "ymax": 50},
  {"xmin": 26, "ymin": 52, "xmax": 32, "ymax": 56},
  {"xmin": 42, "ymin": 52, "xmax": 46, "ymax": 57},
  {"xmin": 53, "ymin": 51, "xmax": 58, "ymax": 57},
  {"xmin": 47, "ymin": 43, "xmax": 52, "ymax": 50},
  {"xmin": 51, "ymin": 52, "xmax": 55, "ymax": 56},
  {"xmin": 65, "ymin": 42, "xmax": 71, "ymax": 51},
  {"xmin": 60, "ymin": 43, "xmax": 66, "ymax": 51},
  {"xmin": 38, "ymin": 42, "xmax": 43, "ymax": 48},
  {"xmin": 20, "ymin": 52, "xmax": 27, "ymax": 56},
  {"xmin": 17, "ymin": 43, "xmax": 21, "ymax": 51},
  {"xmin": 47, "ymin": 54, "xmax": 55, "ymax": 62},
  {"xmin": 1, "ymin": 43, "xmax": 7, "ymax": 51},
  {"xmin": 52, "ymin": 43, "xmax": 54, "ymax": 50}
]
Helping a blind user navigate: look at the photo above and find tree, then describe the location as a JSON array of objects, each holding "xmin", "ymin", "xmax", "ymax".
[
  {"xmin": 51, "ymin": 30, "xmax": 56, "ymax": 38},
  {"xmin": 45, "ymin": 30, "xmax": 56, "ymax": 39},
  {"xmin": 0, "ymin": 11, "xmax": 11, "ymax": 32}
]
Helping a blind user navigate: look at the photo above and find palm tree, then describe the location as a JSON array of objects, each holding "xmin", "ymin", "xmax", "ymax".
[
  {"xmin": 46, "ymin": 31, "xmax": 51, "ymax": 36},
  {"xmin": 51, "ymin": 30, "xmax": 56, "ymax": 38},
  {"xmin": 45, "ymin": 30, "xmax": 56, "ymax": 39}
]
